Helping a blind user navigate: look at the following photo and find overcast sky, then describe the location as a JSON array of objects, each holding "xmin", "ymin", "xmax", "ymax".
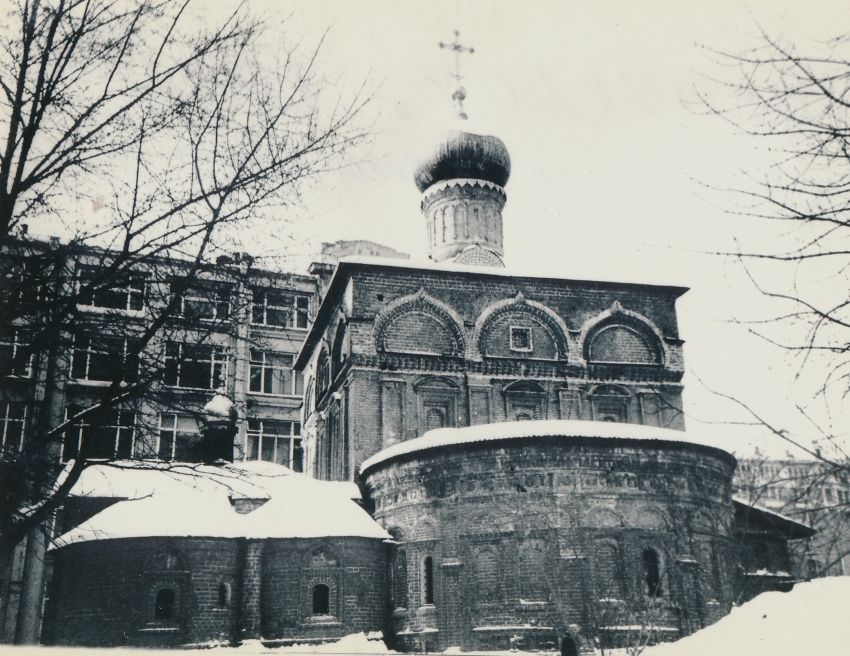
[{"xmin": 215, "ymin": 1, "xmax": 850, "ymax": 458}]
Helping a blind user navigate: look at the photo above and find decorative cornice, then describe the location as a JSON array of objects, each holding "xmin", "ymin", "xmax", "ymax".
[{"xmin": 421, "ymin": 178, "xmax": 506, "ymax": 202}]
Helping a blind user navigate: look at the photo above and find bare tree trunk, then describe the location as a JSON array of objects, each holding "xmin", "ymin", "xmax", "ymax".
[{"xmin": 14, "ymin": 525, "xmax": 47, "ymax": 644}]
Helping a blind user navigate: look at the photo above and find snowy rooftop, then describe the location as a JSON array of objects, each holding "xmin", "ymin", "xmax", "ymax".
[
  {"xmin": 54, "ymin": 460, "xmax": 389, "ymax": 548},
  {"xmin": 732, "ymin": 494, "xmax": 814, "ymax": 537},
  {"xmin": 359, "ymin": 419, "xmax": 734, "ymax": 474}
]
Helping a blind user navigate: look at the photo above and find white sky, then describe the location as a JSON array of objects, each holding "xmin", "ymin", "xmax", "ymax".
[{"xmin": 230, "ymin": 0, "xmax": 848, "ymax": 460}]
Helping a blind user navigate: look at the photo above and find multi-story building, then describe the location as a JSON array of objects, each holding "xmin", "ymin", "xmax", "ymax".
[{"xmin": 0, "ymin": 241, "xmax": 318, "ymax": 642}]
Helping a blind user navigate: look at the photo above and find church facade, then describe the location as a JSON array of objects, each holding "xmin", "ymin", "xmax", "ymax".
[{"xmin": 39, "ymin": 122, "xmax": 814, "ymax": 653}]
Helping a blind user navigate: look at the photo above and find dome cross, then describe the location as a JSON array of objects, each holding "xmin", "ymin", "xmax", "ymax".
[{"xmin": 439, "ymin": 30, "xmax": 475, "ymax": 120}]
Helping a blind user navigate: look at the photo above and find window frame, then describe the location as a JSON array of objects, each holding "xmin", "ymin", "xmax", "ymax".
[
  {"xmin": 76, "ymin": 267, "xmax": 146, "ymax": 312},
  {"xmin": 311, "ymin": 584, "xmax": 331, "ymax": 615},
  {"xmin": 251, "ymin": 289, "xmax": 310, "ymax": 329},
  {"xmin": 61, "ymin": 406, "xmax": 135, "ymax": 461},
  {"xmin": 154, "ymin": 587, "xmax": 176, "ymax": 620},
  {"xmin": 176, "ymin": 285, "xmax": 231, "ymax": 323},
  {"xmin": 0, "ymin": 402, "xmax": 26, "ymax": 451},
  {"xmin": 248, "ymin": 350, "xmax": 303, "ymax": 397},
  {"xmin": 157, "ymin": 412, "xmax": 201, "ymax": 461},
  {"xmin": 71, "ymin": 333, "xmax": 139, "ymax": 383},
  {"xmin": 509, "ymin": 325, "xmax": 533, "ymax": 352},
  {"xmin": 642, "ymin": 547, "xmax": 663, "ymax": 598},
  {"xmin": 0, "ymin": 327, "xmax": 33, "ymax": 377},
  {"xmin": 245, "ymin": 418, "xmax": 303, "ymax": 471},
  {"xmin": 420, "ymin": 555, "xmax": 435, "ymax": 606},
  {"xmin": 163, "ymin": 342, "xmax": 228, "ymax": 390}
]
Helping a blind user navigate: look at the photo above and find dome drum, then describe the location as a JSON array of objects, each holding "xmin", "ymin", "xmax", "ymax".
[{"xmin": 423, "ymin": 179, "xmax": 506, "ymax": 264}]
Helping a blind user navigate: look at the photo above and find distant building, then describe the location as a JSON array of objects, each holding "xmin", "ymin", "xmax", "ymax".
[{"xmin": 735, "ymin": 457, "xmax": 850, "ymax": 579}]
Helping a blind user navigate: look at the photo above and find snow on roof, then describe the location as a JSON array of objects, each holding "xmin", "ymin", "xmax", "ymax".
[
  {"xmin": 54, "ymin": 461, "xmax": 388, "ymax": 548},
  {"xmin": 732, "ymin": 495, "xmax": 814, "ymax": 536},
  {"xmin": 360, "ymin": 419, "xmax": 734, "ymax": 474},
  {"xmin": 645, "ymin": 577, "xmax": 850, "ymax": 656}
]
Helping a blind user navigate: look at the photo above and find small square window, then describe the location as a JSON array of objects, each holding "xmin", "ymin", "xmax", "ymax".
[{"xmin": 510, "ymin": 326, "xmax": 532, "ymax": 352}]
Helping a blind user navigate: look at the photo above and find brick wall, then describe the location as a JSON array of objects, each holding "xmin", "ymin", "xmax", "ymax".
[
  {"xmin": 260, "ymin": 537, "xmax": 387, "ymax": 643},
  {"xmin": 362, "ymin": 435, "xmax": 736, "ymax": 651},
  {"xmin": 45, "ymin": 535, "xmax": 387, "ymax": 648},
  {"xmin": 304, "ymin": 264, "xmax": 688, "ymax": 483},
  {"xmin": 47, "ymin": 538, "xmax": 240, "ymax": 647}
]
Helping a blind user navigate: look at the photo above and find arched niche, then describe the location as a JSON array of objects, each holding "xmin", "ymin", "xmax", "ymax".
[
  {"xmin": 141, "ymin": 545, "xmax": 190, "ymax": 629},
  {"xmin": 474, "ymin": 294, "xmax": 569, "ymax": 361},
  {"xmin": 588, "ymin": 384, "xmax": 631, "ymax": 422},
  {"xmin": 503, "ymin": 380, "xmax": 548, "ymax": 421},
  {"xmin": 330, "ymin": 318, "xmax": 349, "ymax": 378},
  {"xmin": 315, "ymin": 346, "xmax": 330, "ymax": 400},
  {"xmin": 302, "ymin": 547, "xmax": 342, "ymax": 621},
  {"xmin": 373, "ymin": 289, "xmax": 466, "ymax": 357},
  {"xmin": 414, "ymin": 376, "xmax": 460, "ymax": 433},
  {"xmin": 634, "ymin": 508, "xmax": 671, "ymax": 532},
  {"xmin": 580, "ymin": 301, "xmax": 666, "ymax": 366}
]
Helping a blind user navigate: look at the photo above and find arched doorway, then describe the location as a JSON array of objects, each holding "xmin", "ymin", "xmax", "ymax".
[{"xmin": 560, "ymin": 635, "xmax": 578, "ymax": 656}]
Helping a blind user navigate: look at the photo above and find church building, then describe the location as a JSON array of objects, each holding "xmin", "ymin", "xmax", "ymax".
[{"xmin": 40, "ymin": 88, "xmax": 813, "ymax": 654}]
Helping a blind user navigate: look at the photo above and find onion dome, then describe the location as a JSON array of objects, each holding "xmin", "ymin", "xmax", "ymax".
[{"xmin": 414, "ymin": 129, "xmax": 511, "ymax": 192}]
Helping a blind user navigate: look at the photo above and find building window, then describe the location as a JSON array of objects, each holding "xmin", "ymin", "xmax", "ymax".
[
  {"xmin": 0, "ymin": 327, "xmax": 32, "ymax": 376},
  {"xmin": 421, "ymin": 556, "xmax": 434, "ymax": 605},
  {"xmin": 245, "ymin": 419, "xmax": 302, "ymax": 471},
  {"xmin": 509, "ymin": 326, "xmax": 532, "ymax": 352},
  {"xmin": 158, "ymin": 413, "xmax": 201, "ymax": 461},
  {"xmin": 315, "ymin": 351, "xmax": 330, "ymax": 397},
  {"xmin": 0, "ymin": 402, "xmax": 26, "ymax": 451},
  {"xmin": 217, "ymin": 582, "xmax": 231, "ymax": 608},
  {"xmin": 248, "ymin": 350, "xmax": 303, "ymax": 396},
  {"xmin": 590, "ymin": 385, "xmax": 630, "ymax": 422},
  {"xmin": 154, "ymin": 588, "xmax": 175, "ymax": 620},
  {"xmin": 252, "ymin": 290, "xmax": 310, "ymax": 328},
  {"xmin": 163, "ymin": 342, "xmax": 227, "ymax": 389},
  {"xmin": 62, "ymin": 406, "xmax": 135, "ymax": 461},
  {"xmin": 176, "ymin": 284, "xmax": 230, "ymax": 322},
  {"xmin": 4, "ymin": 256, "xmax": 49, "ymax": 305},
  {"xmin": 77, "ymin": 267, "xmax": 145, "ymax": 311},
  {"xmin": 71, "ymin": 334, "xmax": 139, "ymax": 382},
  {"xmin": 312, "ymin": 584, "xmax": 330, "ymax": 615},
  {"xmin": 643, "ymin": 548, "xmax": 662, "ymax": 597}
]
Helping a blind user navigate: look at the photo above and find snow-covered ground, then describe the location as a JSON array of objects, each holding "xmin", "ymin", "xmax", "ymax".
[
  {"xmin": 4, "ymin": 577, "xmax": 850, "ymax": 655},
  {"xmin": 642, "ymin": 576, "xmax": 850, "ymax": 656}
]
